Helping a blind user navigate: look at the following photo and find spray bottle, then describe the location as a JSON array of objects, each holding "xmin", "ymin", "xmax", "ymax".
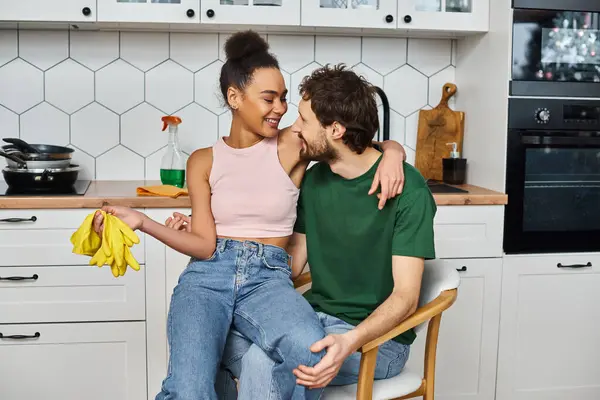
[{"xmin": 160, "ymin": 116, "xmax": 186, "ymax": 188}]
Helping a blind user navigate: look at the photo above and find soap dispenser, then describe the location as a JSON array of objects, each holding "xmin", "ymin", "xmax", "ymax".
[
  {"xmin": 442, "ymin": 142, "xmax": 467, "ymax": 185},
  {"xmin": 160, "ymin": 115, "xmax": 187, "ymax": 188}
]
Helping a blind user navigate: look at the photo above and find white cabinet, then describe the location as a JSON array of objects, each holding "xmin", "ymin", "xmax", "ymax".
[
  {"xmin": 404, "ymin": 258, "xmax": 502, "ymax": 400},
  {"xmin": 496, "ymin": 253, "xmax": 600, "ymax": 400},
  {"xmin": 0, "ymin": 208, "xmax": 145, "ymax": 267},
  {"xmin": 0, "ymin": 321, "xmax": 147, "ymax": 400},
  {"xmin": 97, "ymin": 0, "xmax": 199, "ymax": 23},
  {"xmin": 0, "ymin": 265, "xmax": 146, "ymax": 324},
  {"xmin": 434, "ymin": 205, "xmax": 504, "ymax": 259},
  {"xmin": 0, "ymin": 0, "xmax": 96, "ymax": 22},
  {"xmin": 200, "ymin": 0, "xmax": 300, "ymax": 26},
  {"xmin": 397, "ymin": 0, "xmax": 488, "ymax": 32},
  {"xmin": 301, "ymin": 0, "xmax": 398, "ymax": 29}
]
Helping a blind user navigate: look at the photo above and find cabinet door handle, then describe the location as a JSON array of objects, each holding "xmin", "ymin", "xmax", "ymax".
[
  {"xmin": 456, "ymin": 266, "xmax": 467, "ymax": 272},
  {"xmin": 0, "ymin": 216, "xmax": 37, "ymax": 223},
  {"xmin": 0, "ymin": 332, "xmax": 40, "ymax": 340},
  {"xmin": 0, "ymin": 274, "xmax": 38, "ymax": 281},
  {"xmin": 557, "ymin": 262, "xmax": 592, "ymax": 268}
]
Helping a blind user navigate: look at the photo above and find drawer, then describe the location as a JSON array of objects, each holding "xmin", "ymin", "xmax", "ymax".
[
  {"xmin": 0, "ymin": 321, "xmax": 147, "ymax": 400},
  {"xmin": 0, "ymin": 265, "xmax": 145, "ymax": 324},
  {"xmin": 434, "ymin": 205, "xmax": 504, "ymax": 259},
  {"xmin": 0, "ymin": 209, "xmax": 145, "ymax": 266}
]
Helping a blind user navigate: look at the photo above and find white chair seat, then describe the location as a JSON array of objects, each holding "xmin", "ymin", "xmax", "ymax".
[{"xmin": 322, "ymin": 368, "xmax": 422, "ymax": 400}]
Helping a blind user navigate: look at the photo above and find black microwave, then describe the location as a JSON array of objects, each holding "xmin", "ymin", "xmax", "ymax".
[{"xmin": 511, "ymin": 0, "xmax": 600, "ymax": 97}]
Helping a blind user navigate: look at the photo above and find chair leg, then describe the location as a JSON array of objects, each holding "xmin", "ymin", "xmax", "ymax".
[
  {"xmin": 422, "ymin": 313, "xmax": 443, "ymax": 400},
  {"xmin": 356, "ymin": 347, "xmax": 378, "ymax": 400}
]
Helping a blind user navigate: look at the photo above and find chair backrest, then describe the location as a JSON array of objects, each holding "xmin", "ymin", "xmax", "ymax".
[{"xmin": 413, "ymin": 260, "xmax": 461, "ymax": 333}]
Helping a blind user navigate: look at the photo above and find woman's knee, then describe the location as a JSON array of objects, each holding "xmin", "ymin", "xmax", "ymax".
[{"xmin": 284, "ymin": 323, "xmax": 327, "ymax": 367}]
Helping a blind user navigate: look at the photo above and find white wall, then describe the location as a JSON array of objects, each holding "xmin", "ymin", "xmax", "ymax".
[
  {"xmin": 0, "ymin": 29, "xmax": 457, "ymax": 181},
  {"xmin": 455, "ymin": 0, "xmax": 512, "ymax": 192}
]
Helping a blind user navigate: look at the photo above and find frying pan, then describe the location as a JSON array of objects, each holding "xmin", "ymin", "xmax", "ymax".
[
  {"xmin": 2, "ymin": 138, "xmax": 74, "ymax": 161},
  {"xmin": 2, "ymin": 165, "xmax": 80, "ymax": 191},
  {"xmin": 0, "ymin": 149, "xmax": 71, "ymax": 169}
]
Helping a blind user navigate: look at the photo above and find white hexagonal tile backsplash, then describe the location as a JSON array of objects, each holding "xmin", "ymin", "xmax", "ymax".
[{"xmin": 0, "ymin": 29, "xmax": 456, "ymax": 180}]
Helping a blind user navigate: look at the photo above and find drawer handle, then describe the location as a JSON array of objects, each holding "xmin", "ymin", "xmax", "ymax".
[
  {"xmin": 0, "ymin": 332, "xmax": 40, "ymax": 340},
  {"xmin": 0, "ymin": 274, "xmax": 38, "ymax": 281},
  {"xmin": 0, "ymin": 216, "xmax": 37, "ymax": 223},
  {"xmin": 557, "ymin": 262, "xmax": 592, "ymax": 269},
  {"xmin": 456, "ymin": 266, "xmax": 467, "ymax": 272}
]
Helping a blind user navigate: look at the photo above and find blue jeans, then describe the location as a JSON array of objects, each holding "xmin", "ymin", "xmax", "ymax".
[
  {"xmin": 155, "ymin": 238, "xmax": 326, "ymax": 400},
  {"xmin": 218, "ymin": 311, "xmax": 411, "ymax": 399}
]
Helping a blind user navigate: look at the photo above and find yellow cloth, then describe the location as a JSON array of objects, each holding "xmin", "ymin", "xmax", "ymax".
[
  {"xmin": 70, "ymin": 210, "xmax": 141, "ymax": 277},
  {"xmin": 136, "ymin": 184, "xmax": 188, "ymax": 198}
]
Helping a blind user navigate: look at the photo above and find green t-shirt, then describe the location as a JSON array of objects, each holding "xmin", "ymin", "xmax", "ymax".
[{"xmin": 294, "ymin": 154, "xmax": 437, "ymax": 345}]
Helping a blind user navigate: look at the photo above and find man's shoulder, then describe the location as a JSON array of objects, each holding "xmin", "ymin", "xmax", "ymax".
[{"xmin": 401, "ymin": 162, "xmax": 429, "ymax": 195}]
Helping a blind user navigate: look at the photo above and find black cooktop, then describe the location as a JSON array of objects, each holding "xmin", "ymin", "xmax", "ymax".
[
  {"xmin": 0, "ymin": 180, "xmax": 91, "ymax": 196},
  {"xmin": 427, "ymin": 180, "xmax": 469, "ymax": 194}
]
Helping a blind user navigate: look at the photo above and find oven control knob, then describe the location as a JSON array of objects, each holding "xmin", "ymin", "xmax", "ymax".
[{"xmin": 535, "ymin": 108, "xmax": 550, "ymax": 124}]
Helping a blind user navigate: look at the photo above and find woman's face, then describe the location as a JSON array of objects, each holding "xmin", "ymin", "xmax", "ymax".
[{"xmin": 230, "ymin": 67, "xmax": 288, "ymax": 138}]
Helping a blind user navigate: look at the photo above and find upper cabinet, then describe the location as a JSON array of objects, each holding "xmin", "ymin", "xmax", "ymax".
[
  {"xmin": 97, "ymin": 0, "xmax": 200, "ymax": 23},
  {"xmin": 0, "ymin": 0, "xmax": 490, "ymax": 34},
  {"xmin": 0, "ymin": 0, "xmax": 96, "ymax": 22},
  {"xmin": 397, "ymin": 0, "xmax": 489, "ymax": 32},
  {"xmin": 200, "ymin": 0, "xmax": 300, "ymax": 26},
  {"xmin": 301, "ymin": 0, "xmax": 398, "ymax": 29}
]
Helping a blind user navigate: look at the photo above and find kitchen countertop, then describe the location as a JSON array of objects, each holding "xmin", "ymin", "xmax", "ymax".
[{"xmin": 0, "ymin": 180, "xmax": 508, "ymax": 209}]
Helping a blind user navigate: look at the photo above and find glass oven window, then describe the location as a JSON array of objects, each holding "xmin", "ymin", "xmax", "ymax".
[
  {"xmin": 523, "ymin": 146, "xmax": 600, "ymax": 232},
  {"xmin": 513, "ymin": 10, "xmax": 600, "ymax": 82}
]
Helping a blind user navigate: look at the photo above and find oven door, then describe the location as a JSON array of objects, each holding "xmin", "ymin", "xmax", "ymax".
[
  {"xmin": 504, "ymin": 131, "xmax": 600, "ymax": 254},
  {"xmin": 511, "ymin": 2, "xmax": 600, "ymax": 97}
]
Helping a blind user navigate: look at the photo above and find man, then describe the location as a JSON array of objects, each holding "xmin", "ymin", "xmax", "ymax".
[{"xmin": 168, "ymin": 64, "xmax": 437, "ymax": 399}]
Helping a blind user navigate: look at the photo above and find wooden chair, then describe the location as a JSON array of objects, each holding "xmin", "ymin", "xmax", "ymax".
[{"xmin": 293, "ymin": 261, "xmax": 460, "ymax": 400}]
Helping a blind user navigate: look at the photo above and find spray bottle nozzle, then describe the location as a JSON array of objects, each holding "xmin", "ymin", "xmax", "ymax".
[
  {"xmin": 161, "ymin": 116, "xmax": 182, "ymax": 132},
  {"xmin": 446, "ymin": 142, "xmax": 460, "ymax": 158}
]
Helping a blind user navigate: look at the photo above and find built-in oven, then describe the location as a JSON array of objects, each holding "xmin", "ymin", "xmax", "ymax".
[
  {"xmin": 511, "ymin": 0, "xmax": 600, "ymax": 97},
  {"xmin": 504, "ymin": 98, "xmax": 600, "ymax": 254}
]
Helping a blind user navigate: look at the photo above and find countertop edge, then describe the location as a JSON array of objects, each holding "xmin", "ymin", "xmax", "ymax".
[{"xmin": 0, "ymin": 181, "xmax": 508, "ymax": 209}]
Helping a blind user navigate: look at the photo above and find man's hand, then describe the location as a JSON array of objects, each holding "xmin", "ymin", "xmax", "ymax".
[
  {"xmin": 293, "ymin": 332, "xmax": 358, "ymax": 389},
  {"xmin": 165, "ymin": 212, "xmax": 192, "ymax": 232},
  {"xmin": 369, "ymin": 143, "xmax": 406, "ymax": 210}
]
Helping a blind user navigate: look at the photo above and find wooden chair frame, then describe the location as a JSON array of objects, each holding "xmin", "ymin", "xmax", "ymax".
[{"xmin": 293, "ymin": 272, "xmax": 458, "ymax": 400}]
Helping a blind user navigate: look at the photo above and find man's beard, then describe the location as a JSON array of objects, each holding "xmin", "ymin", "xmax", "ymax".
[{"xmin": 299, "ymin": 131, "xmax": 338, "ymax": 162}]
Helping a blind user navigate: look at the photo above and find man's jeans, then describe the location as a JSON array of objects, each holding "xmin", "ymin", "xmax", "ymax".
[
  {"xmin": 155, "ymin": 238, "xmax": 326, "ymax": 400},
  {"xmin": 218, "ymin": 311, "xmax": 411, "ymax": 400}
]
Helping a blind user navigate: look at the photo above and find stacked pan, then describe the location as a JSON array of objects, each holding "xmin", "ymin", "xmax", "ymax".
[{"xmin": 0, "ymin": 138, "xmax": 81, "ymax": 191}]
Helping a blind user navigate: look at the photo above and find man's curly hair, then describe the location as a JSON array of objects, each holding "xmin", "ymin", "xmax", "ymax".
[{"xmin": 298, "ymin": 63, "xmax": 379, "ymax": 154}]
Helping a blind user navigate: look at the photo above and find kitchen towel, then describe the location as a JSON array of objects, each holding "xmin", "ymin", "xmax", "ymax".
[
  {"xmin": 136, "ymin": 184, "xmax": 188, "ymax": 198},
  {"xmin": 70, "ymin": 210, "xmax": 141, "ymax": 277}
]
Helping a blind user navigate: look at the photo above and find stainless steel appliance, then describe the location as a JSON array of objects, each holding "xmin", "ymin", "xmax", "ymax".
[
  {"xmin": 504, "ymin": 97, "xmax": 600, "ymax": 254},
  {"xmin": 510, "ymin": 0, "xmax": 600, "ymax": 97}
]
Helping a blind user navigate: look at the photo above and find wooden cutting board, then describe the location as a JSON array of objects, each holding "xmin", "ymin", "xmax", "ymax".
[{"xmin": 415, "ymin": 83, "xmax": 465, "ymax": 181}]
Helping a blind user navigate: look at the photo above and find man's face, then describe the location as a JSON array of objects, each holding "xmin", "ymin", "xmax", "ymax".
[{"xmin": 292, "ymin": 99, "xmax": 338, "ymax": 162}]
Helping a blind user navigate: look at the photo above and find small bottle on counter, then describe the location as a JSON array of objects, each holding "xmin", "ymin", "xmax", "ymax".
[
  {"xmin": 160, "ymin": 116, "xmax": 187, "ymax": 188},
  {"xmin": 442, "ymin": 142, "xmax": 467, "ymax": 185}
]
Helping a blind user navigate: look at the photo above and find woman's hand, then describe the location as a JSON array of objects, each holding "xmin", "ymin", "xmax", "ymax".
[
  {"xmin": 93, "ymin": 206, "xmax": 147, "ymax": 234},
  {"xmin": 369, "ymin": 143, "xmax": 406, "ymax": 210},
  {"xmin": 165, "ymin": 212, "xmax": 192, "ymax": 232}
]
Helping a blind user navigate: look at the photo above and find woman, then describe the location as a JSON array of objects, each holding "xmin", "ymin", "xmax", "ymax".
[{"xmin": 93, "ymin": 31, "xmax": 405, "ymax": 400}]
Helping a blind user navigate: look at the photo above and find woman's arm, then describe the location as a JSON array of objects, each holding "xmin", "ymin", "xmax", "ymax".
[
  {"xmin": 96, "ymin": 148, "xmax": 217, "ymax": 260},
  {"xmin": 140, "ymin": 148, "xmax": 217, "ymax": 259}
]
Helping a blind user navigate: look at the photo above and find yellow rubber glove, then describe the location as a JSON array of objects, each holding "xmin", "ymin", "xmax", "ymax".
[{"xmin": 71, "ymin": 210, "xmax": 141, "ymax": 277}]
